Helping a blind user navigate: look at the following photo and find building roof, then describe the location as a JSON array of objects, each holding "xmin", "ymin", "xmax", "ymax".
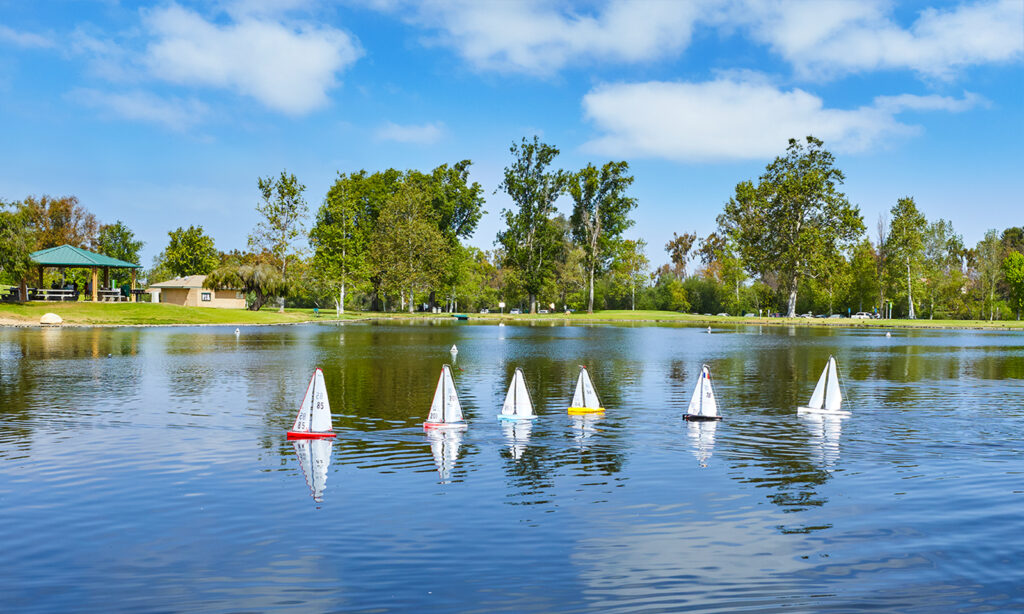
[
  {"xmin": 148, "ymin": 275, "xmax": 209, "ymax": 289},
  {"xmin": 31, "ymin": 244, "xmax": 142, "ymax": 268}
]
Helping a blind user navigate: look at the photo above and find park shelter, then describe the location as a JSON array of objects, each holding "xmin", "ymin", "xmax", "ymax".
[
  {"xmin": 147, "ymin": 275, "xmax": 246, "ymax": 309},
  {"xmin": 30, "ymin": 244, "xmax": 142, "ymax": 302}
]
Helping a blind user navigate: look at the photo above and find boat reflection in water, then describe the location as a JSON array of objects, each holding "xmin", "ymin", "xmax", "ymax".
[
  {"xmin": 799, "ymin": 411, "xmax": 845, "ymax": 470},
  {"xmin": 293, "ymin": 438, "xmax": 333, "ymax": 503},
  {"xmin": 426, "ymin": 427, "xmax": 463, "ymax": 483},
  {"xmin": 687, "ymin": 420, "xmax": 717, "ymax": 468},
  {"xmin": 570, "ymin": 413, "xmax": 602, "ymax": 450},
  {"xmin": 501, "ymin": 419, "xmax": 532, "ymax": 461}
]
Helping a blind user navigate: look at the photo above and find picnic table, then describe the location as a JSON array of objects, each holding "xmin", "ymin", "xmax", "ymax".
[{"xmin": 30, "ymin": 288, "xmax": 79, "ymax": 302}]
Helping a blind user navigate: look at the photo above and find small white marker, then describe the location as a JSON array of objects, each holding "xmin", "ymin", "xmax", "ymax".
[{"xmin": 450, "ymin": 344, "xmax": 458, "ymax": 354}]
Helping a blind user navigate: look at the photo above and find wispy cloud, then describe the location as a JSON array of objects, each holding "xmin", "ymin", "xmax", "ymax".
[
  {"xmin": 581, "ymin": 75, "xmax": 982, "ymax": 161},
  {"xmin": 73, "ymin": 88, "xmax": 208, "ymax": 131},
  {"xmin": 0, "ymin": 24, "xmax": 54, "ymax": 49},
  {"xmin": 140, "ymin": 3, "xmax": 362, "ymax": 114},
  {"xmin": 375, "ymin": 121, "xmax": 445, "ymax": 144}
]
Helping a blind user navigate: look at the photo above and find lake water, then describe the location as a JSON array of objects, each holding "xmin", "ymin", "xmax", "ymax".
[{"xmin": 1, "ymin": 321, "xmax": 1022, "ymax": 612}]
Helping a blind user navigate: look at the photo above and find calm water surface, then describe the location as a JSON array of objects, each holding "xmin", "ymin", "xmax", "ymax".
[{"xmin": 1, "ymin": 321, "xmax": 1022, "ymax": 612}]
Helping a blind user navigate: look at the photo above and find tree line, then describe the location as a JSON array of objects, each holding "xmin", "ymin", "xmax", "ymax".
[{"xmin": 3, "ymin": 135, "xmax": 1022, "ymax": 319}]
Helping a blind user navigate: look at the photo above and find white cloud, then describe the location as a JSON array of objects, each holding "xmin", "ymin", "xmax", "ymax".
[
  {"xmin": 393, "ymin": 0, "xmax": 703, "ymax": 75},
  {"xmin": 73, "ymin": 88, "xmax": 208, "ymax": 131},
  {"xmin": 141, "ymin": 3, "xmax": 362, "ymax": 114},
  {"xmin": 738, "ymin": 0, "xmax": 1024, "ymax": 79},
  {"xmin": 375, "ymin": 121, "xmax": 444, "ymax": 144},
  {"xmin": 0, "ymin": 25, "xmax": 54, "ymax": 49},
  {"xmin": 581, "ymin": 76, "xmax": 982, "ymax": 161}
]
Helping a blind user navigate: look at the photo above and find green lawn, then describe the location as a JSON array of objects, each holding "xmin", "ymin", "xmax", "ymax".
[
  {"xmin": 0, "ymin": 301, "xmax": 363, "ymax": 326},
  {"xmin": 2, "ymin": 302, "xmax": 1022, "ymax": 330}
]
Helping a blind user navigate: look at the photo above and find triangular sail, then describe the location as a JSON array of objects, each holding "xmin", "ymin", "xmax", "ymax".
[
  {"xmin": 293, "ymin": 438, "xmax": 332, "ymax": 502},
  {"xmin": 291, "ymin": 371, "xmax": 317, "ymax": 432},
  {"xmin": 571, "ymin": 367, "xmax": 601, "ymax": 409},
  {"xmin": 428, "ymin": 365, "xmax": 464, "ymax": 424},
  {"xmin": 687, "ymin": 365, "xmax": 718, "ymax": 417},
  {"xmin": 807, "ymin": 361, "xmax": 829, "ymax": 410},
  {"xmin": 824, "ymin": 356, "xmax": 843, "ymax": 411},
  {"xmin": 309, "ymin": 369, "xmax": 332, "ymax": 432},
  {"xmin": 501, "ymin": 368, "xmax": 534, "ymax": 418}
]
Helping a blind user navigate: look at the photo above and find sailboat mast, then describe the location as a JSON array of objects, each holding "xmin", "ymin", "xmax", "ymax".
[
  {"xmin": 442, "ymin": 369, "xmax": 447, "ymax": 423},
  {"xmin": 699, "ymin": 372, "xmax": 704, "ymax": 415}
]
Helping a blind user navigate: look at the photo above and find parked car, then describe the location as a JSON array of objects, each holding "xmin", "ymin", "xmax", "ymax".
[
  {"xmin": 815, "ymin": 314, "xmax": 828, "ymax": 318},
  {"xmin": 479, "ymin": 308, "xmax": 489, "ymax": 314},
  {"xmin": 510, "ymin": 308, "xmax": 521, "ymax": 315},
  {"xmin": 828, "ymin": 314, "xmax": 842, "ymax": 318},
  {"xmin": 851, "ymin": 312, "xmax": 872, "ymax": 319},
  {"xmin": 716, "ymin": 312, "xmax": 729, "ymax": 317},
  {"xmin": 743, "ymin": 313, "xmax": 756, "ymax": 317},
  {"xmin": 538, "ymin": 309, "xmax": 549, "ymax": 314},
  {"xmin": 798, "ymin": 313, "xmax": 814, "ymax": 318}
]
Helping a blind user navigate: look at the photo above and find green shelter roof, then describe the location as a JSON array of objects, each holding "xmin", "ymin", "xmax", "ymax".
[{"xmin": 30, "ymin": 244, "xmax": 142, "ymax": 269}]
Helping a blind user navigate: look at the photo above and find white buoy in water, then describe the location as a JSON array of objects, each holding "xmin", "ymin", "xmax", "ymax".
[
  {"xmin": 886, "ymin": 331, "xmax": 891, "ymax": 338},
  {"xmin": 450, "ymin": 344, "xmax": 458, "ymax": 355},
  {"xmin": 234, "ymin": 328, "xmax": 240, "ymax": 336},
  {"xmin": 707, "ymin": 326, "xmax": 712, "ymax": 334}
]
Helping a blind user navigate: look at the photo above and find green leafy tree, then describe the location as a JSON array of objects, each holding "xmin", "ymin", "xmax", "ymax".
[
  {"xmin": 665, "ymin": 232, "xmax": 696, "ymax": 279},
  {"xmin": 884, "ymin": 197, "xmax": 927, "ymax": 318},
  {"xmin": 719, "ymin": 136, "xmax": 864, "ymax": 317},
  {"xmin": 22, "ymin": 195, "xmax": 98, "ymax": 250},
  {"xmin": 0, "ymin": 202, "xmax": 35, "ymax": 298},
  {"xmin": 613, "ymin": 238, "xmax": 649, "ymax": 311},
  {"xmin": 370, "ymin": 181, "xmax": 447, "ymax": 312},
  {"xmin": 1001, "ymin": 227, "xmax": 1024, "ymax": 255},
  {"xmin": 250, "ymin": 171, "xmax": 308, "ymax": 283},
  {"xmin": 698, "ymin": 232, "xmax": 747, "ymax": 313},
  {"xmin": 95, "ymin": 220, "xmax": 143, "ymax": 286},
  {"xmin": 567, "ymin": 161, "xmax": 637, "ymax": 313},
  {"xmin": 205, "ymin": 264, "xmax": 286, "ymax": 311},
  {"xmin": 847, "ymin": 239, "xmax": 879, "ymax": 313},
  {"xmin": 497, "ymin": 136, "xmax": 568, "ymax": 313},
  {"xmin": 921, "ymin": 219, "xmax": 964, "ymax": 319},
  {"xmin": 1002, "ymin": 251, "xmax": 1024, "ymax": 320},
  {"xmin": 310, "ymin": 173, "xmax": 371, "ymax": 315},
  {"xmin": 164, "ymin": 225, "xmax": 219, "ymax": 278},
  {"xmin": 975, "ymin": 229, "xmax": 1003, "ymax": 321}
]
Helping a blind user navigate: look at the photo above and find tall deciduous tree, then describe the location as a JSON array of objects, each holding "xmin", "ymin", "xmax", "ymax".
[
  {"xmin": 370, "ymin": 182, "xmax": 447, "ymax": 312},
  {"xmin": 96, "ymin": 221, "xmax": 143, "ymax": 285},
  {"xmin": 22, "ymin": 195, "xmax": 98, "ymax": 250},
  {"xmin": 719, "ymin": 137, "xmax": 864, "ymax": 317},
  {"xmin": 310, "ymin": 173, "xmax": 370, "ymax": 315},
  {"xmin": 975, "ymin": 229, "xmax": 1003, "ymax": 321},
  {"xmin": 497, "ymin": 136, "xmax": 567, "ymax": 313},
  {"xmin": 568, "ymin": 160, "xmax": 637, "ymax": 313},
  {"xmin": 665, "ymin": 232, "xmax": 696, "ymax": 279},
  {"xmin": 847, "ymin": 239, "xmax": 879, "ymax": 313},
  {"xmin": 921, "ymin": 219, "xmax": 964, "ymax": 319},
  {"xmin": 250, "ymin": 171, "xmax": 308, "ymax": 283},
  {"xmin": 164, "ymin": 225, "xmax": 219, "ymax": 278},
  {"xmin": 1002, "ymin": 251, "xmax": 1024, "ymax": 320},
  {"xmin": 0, "ymin": 202, "xmax": 35, "ymax": 298},
  {"xmin": 885, "ymin": 197, "xmax": 927, "ymax": 319},
  {"xmin": 613, "ymin": 238, "xmax": 649, "ymax": 311}
]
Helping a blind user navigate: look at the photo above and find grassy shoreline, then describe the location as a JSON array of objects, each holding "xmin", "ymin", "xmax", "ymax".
[{"xmin": 1, "ymin": 303, "xmax": 1023, "ymax": 331}]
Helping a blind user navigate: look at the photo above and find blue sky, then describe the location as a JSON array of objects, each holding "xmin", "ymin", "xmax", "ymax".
[{"xmin": 1, "ymin": 0, "xmax": 1021, "ymax": 267}]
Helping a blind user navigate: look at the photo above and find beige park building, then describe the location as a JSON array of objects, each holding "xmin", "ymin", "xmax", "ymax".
[{"xmin": 147, "ymin": 275, "xmax": 245, "ymax": 309}]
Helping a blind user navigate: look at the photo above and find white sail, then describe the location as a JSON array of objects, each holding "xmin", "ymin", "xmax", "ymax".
[
  {"xmin": 502, "ymin": 418, "xmax": 532, "ymax": 460},
  {"xmin": 309, "ymin": 369, "xmax": 332, "ymax": 432},
  {"xmin": 687, "ymin": 365, "xmax": 718, "ymax": 417},
  {"xmin": 807, "ymin": 361, "xmax": 829, "ymax": 410},
  {"xmin": 824, "ymin": 356, "xmax": 843, "ymax": 411},
  {"xmin": 427, "ymin": 365, "xmax": 464, "ymax": 424},
  {"xmin": 293, "ymin": 438, "xmax": 332, "ymax": 502},
  {"xmin": 427, "ymin": 427, "xmax": 462, "ymax": 482},
  {"xmin": 571, "ymin": 367, "xmax": 601, "ymax": 409},
  {"xmin": 500, "ymin": 368, "xmax": 535, "ymax": 418},
  {"xmin": 291, "ymin": 370, "xmax": 317, "ymax": 432}
]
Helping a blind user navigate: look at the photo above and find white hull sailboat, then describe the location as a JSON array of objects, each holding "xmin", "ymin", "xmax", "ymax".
[
  {"xmin": 797, "ymin": 355, "xmax": 850, "ymax": 417},
  {"xmin": 424, "ymin": 364, "xmax": 467, "ymax": 430},
  {"xmin": 287, "ymin": 368, "xmax": 337, "ymax": 439},
  {"xmin": 498, "ymin": 367, "xmax": 537, "ymax": 420},
  {"xmin": 293, "ymin": 438, "xmax": 332, "ymax": 502},
  {"xmin": 683, "ymin": 364, "xmax": 722, "ymax": 422},
  {"xmin": 568, "ymin": 366, "xmax": 604, "ymax": 414}
]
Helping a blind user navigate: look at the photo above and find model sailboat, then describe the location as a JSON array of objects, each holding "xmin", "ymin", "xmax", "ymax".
[
  {"xmin": 498, "ymin": 367, "xmax": 536, "ymax": 420},
  {"xmin": 287, "ymin": 368, "xmax": 336, "ymax": 439},
  {"xmin": 424, "ymin": 364, "xmax": 467, "ymax": 429},
  {"xmin": 684, "ymin": 364, "xmax": 722, "ymax": 421},
  {"xmin": 567, "ymin": 366, "xmax": 604, "ymax": 414},
  {"xmin": 797, "ymin": 355, "xmax": 849, "ymax": 416},
  {"xmin": 293, "ymin": 438, "xmax": 332, "ymax": 502}
]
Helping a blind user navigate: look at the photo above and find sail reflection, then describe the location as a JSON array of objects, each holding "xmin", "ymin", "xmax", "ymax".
[
  {"xmin": 426, "ymin": 428, "xmax": 463, "ymax": 483},
  {"xmin": 570, "ymin": 413, "xmax": 602, "ymax": 450},
  {"xmin": 293, "ymin": 438, "xmax": 332, "ymax": 502},
  {"xmin": 799, "ymin": 411, "xmax": 845, "ymax": 469},
  {"xmin": 501, "ymin": 419, "xmax": 532, "ymax": 461},
  {"xmin": 687, "ymin": 421, "xmax": 717, "ymax": 467}
]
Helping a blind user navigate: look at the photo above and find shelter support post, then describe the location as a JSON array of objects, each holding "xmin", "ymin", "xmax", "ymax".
[
  {"xmin": 91, "ymin": 267, "xmax": 98, "ymax": 302},
  {"xmin": 103, "ymin": 267, "xmax": 109, "ymax": 289},
  {"xmin": 130, "ymin": 269, "xmax": 137, "ymax": 302},
  {"xmin": 38, "ymin": 266, "xmax": 44, "ymax": 288}
]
